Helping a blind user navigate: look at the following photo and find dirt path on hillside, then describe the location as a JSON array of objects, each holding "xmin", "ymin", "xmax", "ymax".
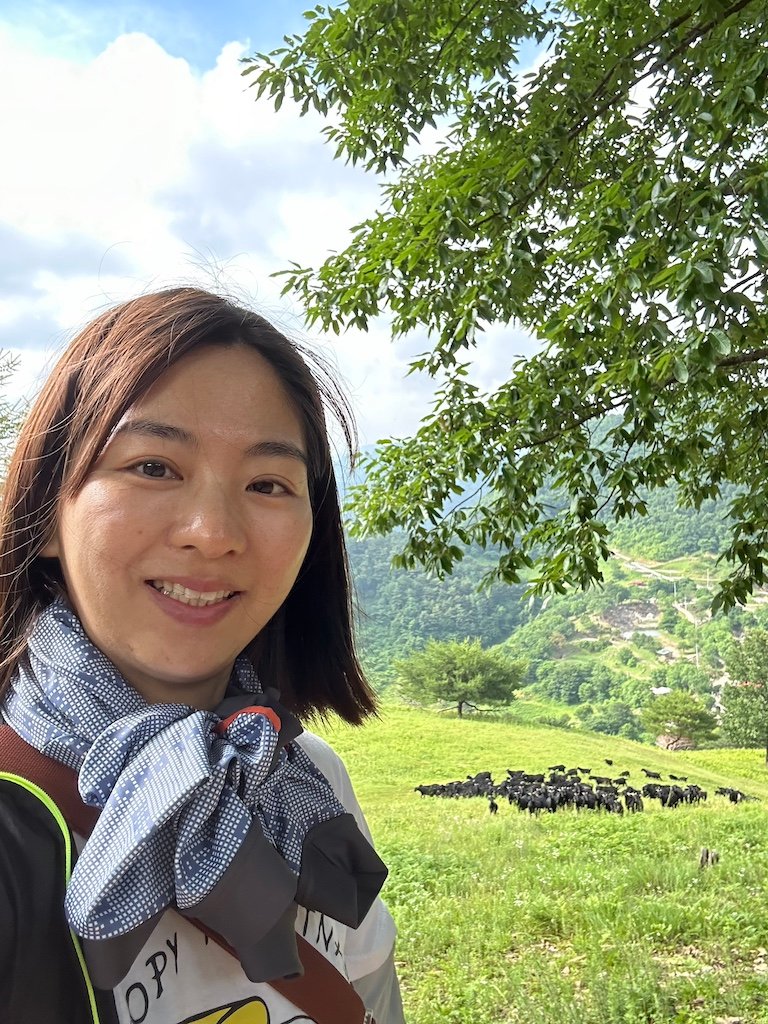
[{"xmin": 613, "ymin": 551, "xmax": 680, "ymax": 582}]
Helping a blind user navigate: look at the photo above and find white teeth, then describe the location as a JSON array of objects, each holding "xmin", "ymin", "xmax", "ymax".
[{"xmin": 151, "ymin": 581, "xmax": 234, "ymax": 607}]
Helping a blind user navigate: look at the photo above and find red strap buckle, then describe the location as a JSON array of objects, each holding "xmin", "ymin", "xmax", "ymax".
[{"xmin": 214, "ymin": 705, "xmax": 282, "ymax": 736}]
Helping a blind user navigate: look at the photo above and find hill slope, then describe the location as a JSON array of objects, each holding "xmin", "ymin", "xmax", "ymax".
[{"xmin": 314, "ymin": 708, "xmax": 768, "ymax": 1024}]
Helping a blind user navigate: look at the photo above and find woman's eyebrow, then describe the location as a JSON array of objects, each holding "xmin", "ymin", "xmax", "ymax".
[
  {"xmin": 245, "ymin": 439, "xmax": 308, "ymax": 465},
  {"xmin": 111, "ymin": 419, "xmax": 308, "ymax": 464},
  {"xmin": 113, "ymin": 419, "xmax": 194, "ymax": 446}
]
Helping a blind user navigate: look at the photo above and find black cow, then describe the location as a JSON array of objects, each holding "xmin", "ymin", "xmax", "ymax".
[
  {"xmin": 624, "ymin": 789, "xmax": 644, "ymax": 813},
  {"xmin": 667, "ymin": 786, "xmax": 686, "ymax": 808},
  {"xmin": 716, "ymin": 787, "xmax": 747, "ymax": 804},
  {"xmin": 415, "ymin": 784, "xmax": 444, "ymax": 797},
  {"xmin": 590, "ymin": 775, "xmax": 614, "ymax": 786}
]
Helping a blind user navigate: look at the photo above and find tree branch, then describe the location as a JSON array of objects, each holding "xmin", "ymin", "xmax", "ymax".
[
  {"xmin": 567, "ymin": 6, "xmax": 701, "ymax": 139},
  {"xmin": 420, "ymin": 0, "xmax": 487, "ymax": 79},
  {"xmin": 568, "ymin": 0, "xmax": 759, "ymax": 143},
  {"xmin": 493, "ymin": 343, "xmax": 768, "ymax": 454},
  {"xmin": 469, "ymin": 0, "xmax": 760, "ymax": 233},
  {"xmin": 718, "ymin": 347, "xmax": 768, "ymax": 369}
]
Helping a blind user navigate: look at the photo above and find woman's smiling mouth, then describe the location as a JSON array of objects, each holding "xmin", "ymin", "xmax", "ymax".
[{"xmin": 148, "ymin": 580, "xmax": 237, "ymax": 607}]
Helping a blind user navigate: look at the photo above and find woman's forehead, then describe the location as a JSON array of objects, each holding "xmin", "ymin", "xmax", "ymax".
[{"xmin": 109, "ymin": 345, "xmax": 307, "ymax": 451}]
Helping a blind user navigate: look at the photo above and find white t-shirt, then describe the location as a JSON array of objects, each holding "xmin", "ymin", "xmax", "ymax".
[{"xmin": 87, "ymin": 732, "xmax": 396, "ymax": 1024}]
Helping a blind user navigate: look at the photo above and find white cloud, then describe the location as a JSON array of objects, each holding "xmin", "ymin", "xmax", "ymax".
[
  {"xmin": 0, "ymin": 31, "xmax": 191, "ymax": 246},
  {"xmin": 0, "ymin": 12, "xmax": 536, "ymax": 442}
]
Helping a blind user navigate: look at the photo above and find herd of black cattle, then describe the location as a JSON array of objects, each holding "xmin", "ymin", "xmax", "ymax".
[{"xmin": 414, "ymin": 760, "xmax": 757, "ymax": 816}]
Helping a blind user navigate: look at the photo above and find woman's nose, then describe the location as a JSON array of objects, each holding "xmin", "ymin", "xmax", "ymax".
[{"xmin": 168, "ymin": 482, "xmax": 248, "ymax": 557}]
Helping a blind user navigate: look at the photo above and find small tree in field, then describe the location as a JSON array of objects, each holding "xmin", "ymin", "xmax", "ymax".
[
  {"xmin": 722, "ymin": 629, "xmax": 768, "ymax": 762},
  {"xmin": 641, "ymin": 690, "xmax": 717, "ymax": 748},
  {"xmin": 395, "ymin": 638, "xmax": 524, "ymax": 717}
]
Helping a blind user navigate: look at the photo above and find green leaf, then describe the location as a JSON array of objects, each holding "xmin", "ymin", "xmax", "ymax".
[
  {"xmin": 672, "ymin": 358, "xmax": 689, "ymax": 383},
  {"xmin": 711, "ymin": 329, "xmax": 731, "ymax": 356},
  {"xmin": 694, "ymin": 261, "xmax": 713, "ymax": 283}
]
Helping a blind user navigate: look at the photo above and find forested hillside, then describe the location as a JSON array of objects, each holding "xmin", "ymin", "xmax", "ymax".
[
  {"xmin": 609, "ymin": 485, "xmax": 736, "ymax": 561},
  {"xmin": 347, "ymin": 534, "xmax": 534, "ymax": 683},
  {"xmin": 347, "ymin": 486, "xmax": 768, "ymax": 743}
]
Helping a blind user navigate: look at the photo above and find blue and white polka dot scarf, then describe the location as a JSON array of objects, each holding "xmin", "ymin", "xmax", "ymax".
[{"xmin": 2, "ymin": 599, "xmax": 385, "ymax": 981}]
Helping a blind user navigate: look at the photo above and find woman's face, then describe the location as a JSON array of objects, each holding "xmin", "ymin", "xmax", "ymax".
[{"xmin": 43, "ymin": 344, "xmax": 314, "ymax": 708}]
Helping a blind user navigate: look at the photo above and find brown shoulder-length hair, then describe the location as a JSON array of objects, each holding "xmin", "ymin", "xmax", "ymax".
[{"xmin": 0, "ymin": 287, "xmax": 376, "ymax": 724}]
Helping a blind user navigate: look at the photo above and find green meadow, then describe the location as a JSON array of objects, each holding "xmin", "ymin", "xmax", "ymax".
[{"xmin": 315, "ymin": 707, "xmax": 768, "ymax": 1024}]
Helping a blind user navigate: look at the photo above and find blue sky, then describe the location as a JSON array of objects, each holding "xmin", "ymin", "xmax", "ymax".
[
  {"xmin": 1, "ymin": 0, "xmax": 312, "ymax": 66},
  {"xmin": 4, "ymin": 0, "xmax": 545, "ymax": 68}
]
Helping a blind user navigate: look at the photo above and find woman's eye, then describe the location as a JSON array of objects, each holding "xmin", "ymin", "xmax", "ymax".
[
  {"xmin": 134, "ymin": 461, "xmax": 173, "ymax": 478},
  {"xmin": 249, "ymin": 480, "xmax": 288, "ymax": 495}
]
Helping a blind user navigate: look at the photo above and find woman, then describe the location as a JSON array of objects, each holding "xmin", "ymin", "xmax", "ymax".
[{"xmin": 0, "ymin": 288, "xmax": 404, "ymax": 1023}]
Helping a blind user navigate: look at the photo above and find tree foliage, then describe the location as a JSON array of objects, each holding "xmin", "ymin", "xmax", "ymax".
[
  {"xmin": 649, "ymin": 662, "xmax": 712, "ymax": 697},
  {"xmin": 722, "ymin": 628, "xmax": 768, "ymax": 760},
  {"xmin": 246, "ymin": 0, "xmax": 768, "ymax": 610},
  {"xmin": 0, "ymin": 353, "xmax": 21, "ymax": 472},
  {"xmin": 640, "ymin": 690, "xmax": 718, "ymax": 746},
  {"xmin": 720, "ymin": 683, "xmax": 765, "ymax": 750},
  {"xmin": 609, "ymin": 484, "xmax": 736, "ymax": 562},
  {"xmin": 534, "ymin": 660, "xmax": 620, "ymax": 706},
  {"xmin": 347, "ymin": 533, "xmax": 532, "ymax": 686},
  {"xmin": 580, "ymin": 700, "xmax": 641, "ymax": 740},
  {"xmin": 394, "ymin": 637, "xmax": 524, "ymax": 716}
]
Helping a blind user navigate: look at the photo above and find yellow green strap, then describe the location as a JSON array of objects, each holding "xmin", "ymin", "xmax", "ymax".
[{"xmin": 0, "ymin": 772, "xmax": 101, "ymax": 1023}]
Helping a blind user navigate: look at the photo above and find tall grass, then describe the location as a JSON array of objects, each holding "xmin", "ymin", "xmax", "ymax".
[{"xmin": 315, "ymin": 707, "xmax": 768, "ymax": 1024}]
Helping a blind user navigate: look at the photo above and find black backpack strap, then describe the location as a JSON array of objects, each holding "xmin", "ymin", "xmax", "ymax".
[{"xmin": 0, "ymin": 724, "xmax": 99, "ymax": 834}]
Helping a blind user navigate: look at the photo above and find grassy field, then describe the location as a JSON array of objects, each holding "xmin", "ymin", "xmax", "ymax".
[{"xmin": 314, "ymin": 706, "xmax": 768, "ymax": 1024}]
